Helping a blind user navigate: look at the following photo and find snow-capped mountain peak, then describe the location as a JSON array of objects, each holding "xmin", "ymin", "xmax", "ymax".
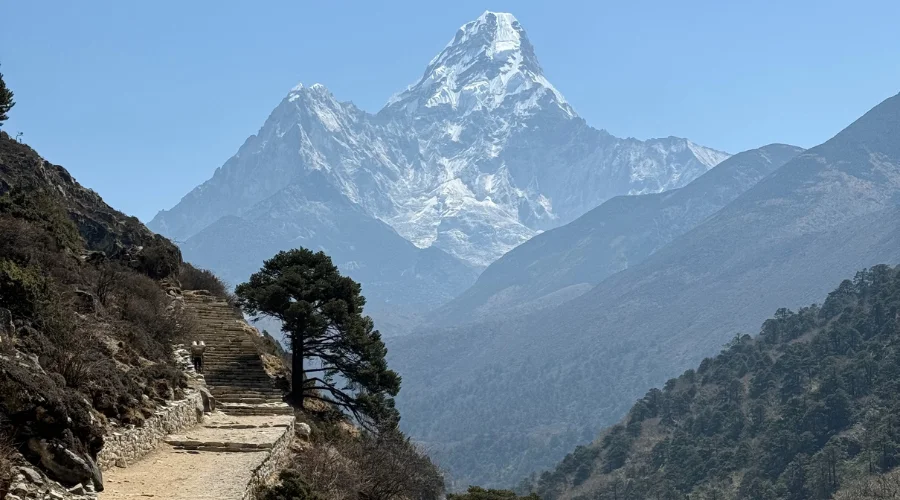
[
  {"xmin": 287, "ymin": 82, "xmax": 335, "ymax": 101},
  {"xmin": 150, "ymin": 11, "xmax": 729, "ymax": 272},
  {"xmin": 385, "ymin": 11, "xmax": 573, "ymax": 118},
  {"xmin": 450, "ymin": 11, "xmax": 528, "ymax": 63}
]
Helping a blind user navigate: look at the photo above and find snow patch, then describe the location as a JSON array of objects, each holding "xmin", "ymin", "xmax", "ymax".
[
  {"xmin": 688, "ymin": 140, "xmax": 731, "ymax": 168},
  {"xmin": 385, "ymin": 10, "xmax": 574, "ymax": 118},
  {"xmin": 446, "ymin": 123, "xmax": 463, "ymax": 142},
  {"xmin": 164, "ymin": 12, "xmax": 731, "ymax": 268}
]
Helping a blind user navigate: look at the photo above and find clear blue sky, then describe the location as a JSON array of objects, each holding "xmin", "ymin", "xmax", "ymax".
[{"xmin": 2, "ymin": 0, "xmax": 898, "ymax": 222}]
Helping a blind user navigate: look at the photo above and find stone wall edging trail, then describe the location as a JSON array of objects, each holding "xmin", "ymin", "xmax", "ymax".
[
  {"xmin": 242, "ymin": 419, "xmax": 296, "ymax": 500},
  {"xmin": 96, "ymin": 390, "xmax": 203, "ymax": 470}
]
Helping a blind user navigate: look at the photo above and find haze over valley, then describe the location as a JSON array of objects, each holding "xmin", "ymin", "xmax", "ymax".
[{"xmin": 3, "ymin": 3, "xmax": 900, "ymax": 499}]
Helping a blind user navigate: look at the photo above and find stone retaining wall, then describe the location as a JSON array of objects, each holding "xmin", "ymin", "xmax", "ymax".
[
  {"xmin": 97, "ymin": 390, "xmax": 203, "ymax": 470},
  {"xmin": 242, "ymin": 420, "xmax": 296, "ymax": 500}
]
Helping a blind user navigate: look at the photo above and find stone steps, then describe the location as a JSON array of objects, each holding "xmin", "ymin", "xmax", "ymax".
[
  {"xmin": 204, "ymin": 376, "xmax": 271, "ymax": 382},
  {"xmin": 203, "ymin": 366, "xmax": 266, "ymax": 370},
  {"xmin": 202, "ymin": 359, "xmax": 265, "ymax": 364},
  {"xmin": 199, "ymin": 362, "xmax": 266, "ymax": 367},
  {"xmin": 203, "ymin": 423, "xmax": 291, "ymax": 430},
  {"xmin": 210, "ymin": 391, "xmax": 284, "ymax": 398},
  {"xmin": 215, "ymin": 398, "xmax": 283, "ymax": 406},
  {"xmin": 182, "ymin": 291, "xmax": 288, "ymax": 418},
  {"xmin": 210, "ymin": 390, "xmax": 283, "ymax": 396},
  {"xmin": 204, "ymin": 376, "xmax": 272, "ymax": 382},
  {"xmin": 218, "ymin": 406, "xmax": 294, "ymax": 416},
  {"xmin": 166, "ymin": 440, "xmax": 274, "ymax": 453},
  {"xmin": 204, "ymin": 374, "xmax": 269, "ymax": 379},
  {"xmin": 203, "ymin": 373, "xmax": 272, "ymax": 380},
  {"xmin": 205, "ymin": 381, "xmax": 275, "ymax": 388},
  {"xmin": 202, "ymin": 351, "xmax": 262, "ymax": 356},
  {"xmin": 203, "ymin": 363, "xmax": 264, "ymax": 367}
]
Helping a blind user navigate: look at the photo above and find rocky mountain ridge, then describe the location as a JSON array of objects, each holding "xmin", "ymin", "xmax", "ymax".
[
  {"xmin": 388, "ymin": 91, "xmax": 900, "ymax": 488},
  {"xmin": 148, "ymin": 11, "xmax": 729, "ymax": 312},
  {"xmin": 429, "ymin": 143, "xmax": 803, "ymax": 326}
]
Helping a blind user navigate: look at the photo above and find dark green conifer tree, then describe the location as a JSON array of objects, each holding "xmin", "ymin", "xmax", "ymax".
[
  {"xmin": 0, "ymin": 64, "xmax": 14, "ymax": 125},
  {"xmin": 236, "ymin": 248, "xmax": 400, "ymax": 427}
]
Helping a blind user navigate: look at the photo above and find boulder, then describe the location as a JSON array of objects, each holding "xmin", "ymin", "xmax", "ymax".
[
  {"xmin": 18, "ymin": 466, "xmax": 43, "ymax": 485},
  {"xmin": 198, "ymin": 387, "xmax": 216, "ymax": 413},
  {"xmin": 81, "ymin": 250, "xmax": 107, "ymax": 265},
  {"xmin": 72, "ymin": 289, "xmax": 98, "ymax": 314},
  {"xmin": 296, "ymin": 422, "xmax": 311, "ymax": 440},
  {"xmin": 26, "ymin": 438, "xmax": 104, "ymax": 491}
]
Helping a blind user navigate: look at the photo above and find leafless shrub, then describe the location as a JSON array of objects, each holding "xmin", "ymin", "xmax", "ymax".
[
  {"xmin": 270, "ymin": 427, "xmax": 444, "ymax": 500},
  {"xmin": 113, "ymin": 271, "xmax": 178, "ymax": 361},
  {"xmin": 295, "ymin": 443, "xmax": 355, "ymax": 498},
  {"xmin": 92, "ymin": 262, "xmax": 121, "ymax": 307},
  {"xmin": 179, "ymin": 262, "xmax": 232, "ymax": 299},
  {"xmin": 351, "ymin": 428, "xmax": 445, "ymax": 500}
]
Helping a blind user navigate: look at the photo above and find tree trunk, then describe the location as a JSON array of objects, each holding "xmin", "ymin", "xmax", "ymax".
[{"xmin": 289, "ymin": 334, "xmax": 304, "ymax": 409}]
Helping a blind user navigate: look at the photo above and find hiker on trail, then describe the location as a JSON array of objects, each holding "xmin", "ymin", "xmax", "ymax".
[{"xmin": 190, "ymin": 341, "xmax": 206, "ymax": 373}]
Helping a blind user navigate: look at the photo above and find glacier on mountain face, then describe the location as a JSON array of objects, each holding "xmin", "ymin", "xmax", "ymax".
[{"xmin": 150, "ymin": 10, "xmax": 728, "ymax": 274}]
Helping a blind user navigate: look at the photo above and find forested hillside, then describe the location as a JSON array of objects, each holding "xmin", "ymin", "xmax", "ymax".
[
  {"xmin": 389, "ymin": 91, "xmax": 900, "ymax": 488},
  {"xmin": 430, "ymin": 144, "xmax": 801, "ymax": 326},
  {"xmin": 533, "ymin": 264, "xmax": 900, "ymax": 500}
]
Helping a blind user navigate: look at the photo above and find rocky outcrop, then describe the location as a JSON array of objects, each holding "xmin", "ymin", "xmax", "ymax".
[
  {"xmin": 198, "ymin": 387, "xmax": 217, "ymax": 413},
  {"xmin": 5, "ymin": 464, "xmax": 98, "ymax": 500},
  {"xmin": 25, "ymin": 439, "xmax": 102, "ymax": 491},
  {"xmin": 0, "ymin": 353, "xmax": 104, "ymax": 492},
  {"xmin": 0, "ymin": 133, "xmax": 182, "ymax": 278}
]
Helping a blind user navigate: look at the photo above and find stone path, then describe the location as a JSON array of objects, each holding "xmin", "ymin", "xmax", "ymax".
[
  {"xmin": 100, "ymin": 413, "xmax": 294, "ymax": 499},
  {"xmin": 99, "ymin": 292, "xmax": 295, "ymax": 499},
  {"xmin": 182, "ymin": 291, "xmax": 291, "ymax": 416}
]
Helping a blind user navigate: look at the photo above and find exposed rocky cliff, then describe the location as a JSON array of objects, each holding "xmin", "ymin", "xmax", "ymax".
[
  {"xmin": 148, "ymin": 11, "xmax": 727, "ymax": 329},
  {"xmin": 0, "ymin": 131, "xmax": 190, "ymax": 496}
]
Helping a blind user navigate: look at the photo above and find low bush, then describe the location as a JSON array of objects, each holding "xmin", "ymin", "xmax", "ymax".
[
  {"xmin": 0, "ymin": 217, "xmax": 61, "ymax": 267},
  {"xmin": 134, "ymin": 236, "xmax": 181, "ymax": 280},
  {"xmin": 90, "ymin": 261, "xmax": 120, "ymax": 307},
  {"xmin": 179, "ymin": 262, "xmax": 231, "ymax": 298},
  {"xmin": 260, "ymin": 424, "xmax": 444, "ymax": 500},
  {"xmin": 448, "ymin": 487, "xmax": 541, "ymax": 500},
  {"xmin": 261, "ymin": 470, "xmax": 325, "ymax": 500},
  {"xmin": 0, "ymin": 188, "xmax": 82, "ymax": 252},
  {"xmin": 0, "ymin": 259, "xmax": 47, "ymax": 318},
  {"xmin": 114, "ymin": 271, "xmax": 181, "ymax": 361}
]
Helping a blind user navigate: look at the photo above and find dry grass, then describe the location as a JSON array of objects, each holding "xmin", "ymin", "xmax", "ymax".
[{"xmin": 266, "ymin": 427, "xmax": 443, "ymax": 500}]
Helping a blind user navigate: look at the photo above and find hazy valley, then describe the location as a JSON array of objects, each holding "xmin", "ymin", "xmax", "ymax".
[{"xmin": 3, "ymin": 6, "xmax": 900, "ymax": 500}]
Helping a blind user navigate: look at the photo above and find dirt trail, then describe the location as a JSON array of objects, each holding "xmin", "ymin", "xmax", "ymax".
[{"xmin": 100, "ymin": 413, "xmax": 293, "ymax": 500}]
